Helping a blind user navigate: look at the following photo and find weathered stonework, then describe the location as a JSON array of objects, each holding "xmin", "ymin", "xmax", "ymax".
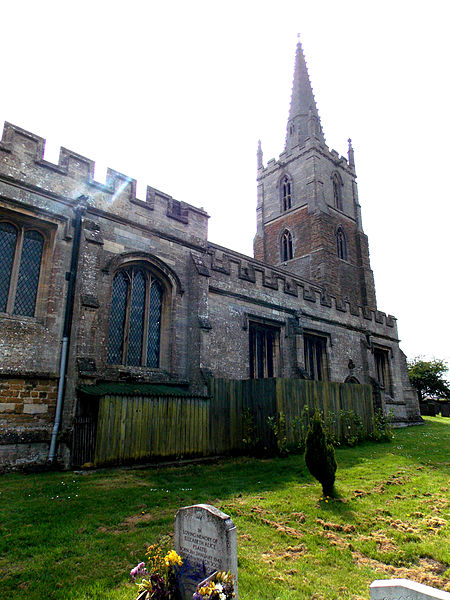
[{"xmin": 0, "ymin": 42, "xmax": 421, "ymax": 470}]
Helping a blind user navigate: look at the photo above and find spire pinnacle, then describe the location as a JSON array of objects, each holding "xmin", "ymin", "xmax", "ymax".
[{"xmin": 285, "ymin": 38, "xmax": 325, "ymax": 151}]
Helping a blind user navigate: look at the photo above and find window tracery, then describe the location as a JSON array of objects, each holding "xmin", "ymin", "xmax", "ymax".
[
  {"xmin": 107, "ymin": 266, "xmax": 164, "ymax": 367},
  {"xmin": 0, "ymin": 221, "xmax": 44, "ymax": 317},
  {"xmin": 281, "ymin": 230, "xmax": 293, "ymax": 262},
  {"xmin": 281, "ymin": 176, "xmax": 292, "ymax": 211}
]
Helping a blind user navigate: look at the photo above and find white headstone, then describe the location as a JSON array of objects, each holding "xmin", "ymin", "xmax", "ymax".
[
  {"xmin": 174, "ymin": 504, "xmax": 238, "ymax": 599},
  {"xmin": 370, "ymin": 579, "xmax": 450, "ymax": 600}
]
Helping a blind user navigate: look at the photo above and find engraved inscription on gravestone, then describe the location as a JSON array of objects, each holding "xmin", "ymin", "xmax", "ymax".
[{"xmin": 174, "ymin": 504, "xmax": 238, "ymax": 599}]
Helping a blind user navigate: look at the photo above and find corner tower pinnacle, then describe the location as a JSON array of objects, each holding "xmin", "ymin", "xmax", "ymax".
[{"xmin": 285, "ymin": 40, "xmax": 325, "ymax": 151}]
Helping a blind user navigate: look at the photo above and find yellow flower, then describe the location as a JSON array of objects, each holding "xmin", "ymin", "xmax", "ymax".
[{"xmin": 164, "ymin": 549, "xmax": 183, "ymax": 567}]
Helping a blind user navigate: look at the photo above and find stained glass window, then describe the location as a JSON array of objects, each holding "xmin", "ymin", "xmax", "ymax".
[
  {"xmin": 13, "ymin": 230, "xmax": 44, "ymax": 316},
  {"xmin": 0, "ymin": 223, "xmax": 18, "ymax": 312},
  {"xmin": 107, "ymin": 266, "xmax": 164, "ymax": 368},
  {"xmin": 107, "ymin": 271, "xmax": 129, "ymax": 364},
  {"xmin": 147, "ymin": 280, "xmax": 162, "ymax": 368},
  {"xmin": 127, "ymin": 270, "xmax": 146, "ymax": 366},
  {"xmin": 0, "ymin": 222, "xmax": 44, "ymax": 317}
]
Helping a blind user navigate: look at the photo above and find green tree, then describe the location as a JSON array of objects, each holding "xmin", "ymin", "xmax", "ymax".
[
  {"xmin": 305, "ymin": 411, "xmax": 337, "ymax": 497},
  {"xmin": 407, "ymin": 358, "xmax": 450, "ymax": 401}
]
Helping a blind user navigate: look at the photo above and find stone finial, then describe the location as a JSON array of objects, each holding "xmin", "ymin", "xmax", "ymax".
[
  {"xmin": 348, "ymin": 138, "xmax": 355, "ymax": 169},
  {"xmin": 257, "ymin": 139, "xmax": 263, "ymax": 170}
]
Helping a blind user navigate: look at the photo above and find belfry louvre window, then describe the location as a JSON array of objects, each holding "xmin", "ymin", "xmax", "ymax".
[
  {"xmin": 281, "ymin": 176, "xmax": 292, "ymax": 211},
  {"xmin": 304, "ymin": 333, "xmax": 328, "ymax": 381},
  {"xmin": 336, "ymin": 227, "xmax": 347, "ymax": 261},
  {"xmin": 332, "ymin": 173, "xmax": 343, "ymax": 211},
  {"xmin": 0, "ymin": 221, "xmax": 44, "ymax": 317},
  {"xmin": 249, "ymin": 322, "xmax": 280, "ymax": 379},
  {"xmin": 107, "ymin": 267, "xmax": 163, "ymax": 367},
  {"xmin": 281, "ymin": 230, "xmax": 293, "ymax": 262}
]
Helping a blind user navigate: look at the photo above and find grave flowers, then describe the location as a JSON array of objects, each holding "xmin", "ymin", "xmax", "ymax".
[
  {"xmin": 131, "ymin": 544, "xmax": 184, "ymax": 600},
  {"xmin": 193, "ymin": 571, "xmax": 235, "ymax": 600}
]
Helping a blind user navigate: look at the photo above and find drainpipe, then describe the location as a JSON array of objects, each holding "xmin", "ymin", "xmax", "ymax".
[{"xmin": 48, "ymin": 195, "xmax": 87, "ymax": 464}]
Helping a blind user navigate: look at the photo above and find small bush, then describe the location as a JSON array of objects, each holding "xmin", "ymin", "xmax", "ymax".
[
  {"xmin": 242, "ymin": 409, "xmax": 259, "ymax": 453},
  {"xmin": 292, "ymin": 405, "xmax": 311, "ymax": 453},
  {"xmin": 370, "ymin": 410, "xmax": 394, "ymax": 442},
  {"xmin": 305, "ymin": 411, "xmax": 337, "ymax": 496},
  {"xmin": 339, "ymin": 409, "xmax": 364, "ymax": 446},
  {"xmin": 322, "ymin": 410, "xmax": 339, "ymax": 447},
  {"xmin": 267, "ymin": 411, "xmax": 288, "ymax": 456}
]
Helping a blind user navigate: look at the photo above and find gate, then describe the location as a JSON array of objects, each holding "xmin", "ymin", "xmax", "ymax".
[{"xmin": 72, "ymin": 416, "xmax": 96, "ymax": 466}]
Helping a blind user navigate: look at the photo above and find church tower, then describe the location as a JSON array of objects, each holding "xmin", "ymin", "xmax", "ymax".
[{"xmin": 254, "ymin": 41, "xmax": 376, "ymax": 309}]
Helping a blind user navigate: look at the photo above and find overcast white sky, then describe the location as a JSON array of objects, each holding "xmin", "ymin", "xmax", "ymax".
[{"xmin": 2, "ymin": 0, "xmax": 449, "ymax": 370}]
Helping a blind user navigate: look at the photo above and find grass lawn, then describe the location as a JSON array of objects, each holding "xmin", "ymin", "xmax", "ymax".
[{"xmin": 0, "ymin": 416, "xmax": 449, "ymax": 600}]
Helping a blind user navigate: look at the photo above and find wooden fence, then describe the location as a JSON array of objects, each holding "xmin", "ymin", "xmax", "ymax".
[
  {"xmin": 208, "ymin": 378, "xmax": 374, "ymax": 454},
  {"xmin": 94, "ymin": 394, "xmax": 209, "ymax": 466},
  {"xmin": 92, "ymin": 379, "xmax": 374, "ymax": 466}
]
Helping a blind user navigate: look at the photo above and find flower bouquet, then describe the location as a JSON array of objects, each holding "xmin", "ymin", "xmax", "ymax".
[
  {"xmin": 193, "ymin": 571, "xmax": 235, "ymax": 600},
  {"xmin": 131, "ymin": 544, "xmax": 184, "ymax": 600}
]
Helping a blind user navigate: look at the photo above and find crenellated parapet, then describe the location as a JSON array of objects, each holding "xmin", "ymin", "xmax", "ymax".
[
  {"xmin": 259, "ymin": 141, "xmax": 355, "ymax": 180},
  {"xmin": 0, "ymin": 122, "xmax": 209, "ymax": 244},
  {"xmin": 194, "ymin": 243, "xmax": 397, "ymax": 337}
]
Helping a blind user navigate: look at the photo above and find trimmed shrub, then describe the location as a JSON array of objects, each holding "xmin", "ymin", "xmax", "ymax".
[{"xmin": 305, "ymin": 411, "xmax": 337, "ymax": 496}]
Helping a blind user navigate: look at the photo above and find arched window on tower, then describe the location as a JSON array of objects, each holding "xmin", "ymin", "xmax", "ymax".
[
  {"xmin": 332, "ymin": 173, "xmax": 343, "ymax": 211},
  {"xmin": 281, "ymin": 230, "xmax": 293, "ymax": 262},
  {"xmin": 336, "ymin": 227, "xmax": 348, "ymax": 261},
  {"xmin": 281, "ymin": 176, "xmax": 292, "ymax": 212},
  {"xmin": 107, "ymin": 266, "xmax": 164, "ymax": 368}
]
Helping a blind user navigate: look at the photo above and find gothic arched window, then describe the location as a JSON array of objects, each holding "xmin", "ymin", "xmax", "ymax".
[
  {"xmin": 281, "ymin": 176, "xmax": 292, "ymax": 212},
  {"xmin": 336, "ymin": 227, "xmax": 347, "ymax": 261},
  {"xmin": 332, "ymin": 173, "xmax": 343, "ymax": 211},
  {"xmin": 281, "ymin": 230, "xmax": 293, "ymax": 262},
  {"xmin": 107, "ymin": 266, "xmax": 164, "ymax": 367},
  {"xmin": 0, "ymin": 221, "xmax": 44, "ymax": 317}
]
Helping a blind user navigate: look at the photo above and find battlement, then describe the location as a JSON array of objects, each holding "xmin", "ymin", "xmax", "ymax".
[
  {"xmin": 197, "ymin": 243, "xmax": 397, "ymax": 335},
  {"xmin": 259, "ymin": 140, "xmax": 352, "ymax": 178},
  {"xmin": 0, "ymin": 122, "xmax": 209, "ymax": 238}
]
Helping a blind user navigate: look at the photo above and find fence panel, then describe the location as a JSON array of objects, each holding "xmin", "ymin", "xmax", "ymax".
[
  {"xmin": 94, "ymin": 394, "xmax": 211, "ymax": 466},
  {"xmin": 91, "ymin": 379, "xmax": 374, "ymax": 466}
]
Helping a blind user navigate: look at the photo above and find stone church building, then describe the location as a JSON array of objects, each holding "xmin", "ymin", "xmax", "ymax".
[{"xmin": 0, "ymin": 43, "xmax": 420, "ymax": 469}]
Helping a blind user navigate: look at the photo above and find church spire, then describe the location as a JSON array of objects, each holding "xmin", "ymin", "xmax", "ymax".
[{"xmin": 285, "ymin": 38, "xmax": 325, "ymax": 151}]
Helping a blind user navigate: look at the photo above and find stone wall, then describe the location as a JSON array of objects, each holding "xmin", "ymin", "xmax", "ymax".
[{"xmin": 0, "ymin": 376, "xmax": 58, "ymax": 470}]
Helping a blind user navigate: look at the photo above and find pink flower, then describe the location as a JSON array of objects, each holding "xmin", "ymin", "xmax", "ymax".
[{"xmin": 130, "ymin": 562, "xmax": 148, "ymax": 580}]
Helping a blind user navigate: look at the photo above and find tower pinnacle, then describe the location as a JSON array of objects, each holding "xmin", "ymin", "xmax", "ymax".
[
  {"xmin": 347, "ymin": 138, "xmax": 355, "ymax": 169},
  {"xmin": 285, "ymin": 40, "xmax": 325, "ymax": 151},
  {"xmin": 257, "ymin": 139, "xmax": 263, "ymax": 170}
]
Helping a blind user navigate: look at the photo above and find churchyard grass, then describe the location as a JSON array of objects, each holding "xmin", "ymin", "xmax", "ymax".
[{"xmin": 0, "ymin": 416, "xmax": 448, "ymax": 600}]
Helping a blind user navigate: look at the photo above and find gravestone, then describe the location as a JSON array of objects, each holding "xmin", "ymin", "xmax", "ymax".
[
  {"xmin": 174, "ymin": 504, "xmax": 238, "ymax": 599},
  {"xmin": 370, "ymin": 579, "xmax": 450, "ymax": 600}
]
